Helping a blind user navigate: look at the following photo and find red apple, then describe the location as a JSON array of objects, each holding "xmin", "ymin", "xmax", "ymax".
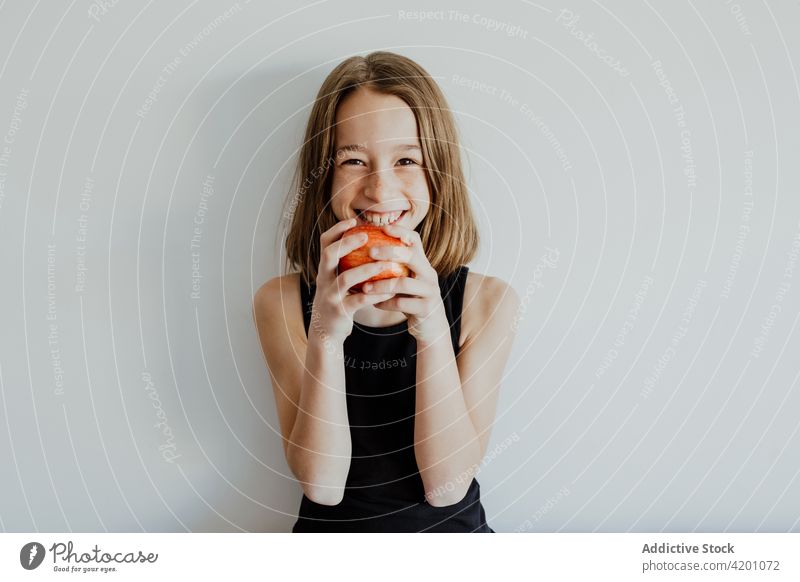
[{"xmin": 337, "ymin": 225, "xmax": 410, "ymax": 292}]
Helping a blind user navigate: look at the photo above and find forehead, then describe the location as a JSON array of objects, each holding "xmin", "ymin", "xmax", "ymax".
[{"xmin": 334, "ymin": 88, "xmax": 419, "ymax": 145}]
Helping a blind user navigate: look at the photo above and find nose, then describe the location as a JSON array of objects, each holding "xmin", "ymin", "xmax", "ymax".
[{"xmin": 363, "ymin": 166, "xmax": 400, "ymax": 204}]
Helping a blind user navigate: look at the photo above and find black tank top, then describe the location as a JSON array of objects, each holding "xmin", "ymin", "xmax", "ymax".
[{"xmin": 292, "ymin": 265, "xmax": 494, "ymax": 532}]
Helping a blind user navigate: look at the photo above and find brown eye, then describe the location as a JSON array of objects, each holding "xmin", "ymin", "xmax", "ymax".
[
  {"xmin": 342, "ymin": 159, "xmax": 365, "ymax": 166},
  {"xmin": 397, "ymin": 158, "xmax": 418, "ymax": 166}
]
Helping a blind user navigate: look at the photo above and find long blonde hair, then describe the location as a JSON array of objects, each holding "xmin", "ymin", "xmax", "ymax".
[{"xmin": 283, "ymin": 51, "xmax": 479, "ymax": 287}]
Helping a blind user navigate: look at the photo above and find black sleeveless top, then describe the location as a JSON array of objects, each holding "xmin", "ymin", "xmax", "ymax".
[{"xmin": 292, "ymin": 265, "xmax": 494, "ymax": 532}]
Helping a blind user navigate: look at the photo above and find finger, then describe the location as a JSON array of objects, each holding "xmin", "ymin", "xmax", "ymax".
[
  {"xmin": 374, "ymin": 228, "xmax": 436, "ymax": 282},
  {"xmin": 380, "ymin": 223, "xmax": 417, "ymax": 246},
  {"xmin": 320, "ymin": 231, "xmax": 369, "ymax": 276},
  {"xmin": 367, "ymin": 244, "xmax": 412, "ymax": 265},
  {"xmin": 374, "ymin": 296, "xmax": 426, "ymax": 314},
  {"xmin": 325, "ymin": 231, "xmax": 370, "ymax": 270},
  {"xmin": 362, "ymin": 276, "xmax": 428, "ymax": 297},
  {"xmin": 335, "ymin": 261, "xmax": 403, "ymax": 294},
  {"xmin": 319, "ymin": 217, "xmax": 358, "ymax": 250},
  {"xmin": 343, "ymin": 291, "xmax": 395, "ymax": 313}
]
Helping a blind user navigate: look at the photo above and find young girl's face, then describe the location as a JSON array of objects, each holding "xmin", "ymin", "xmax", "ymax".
[{"xmin": 330, "ymin": 87, "xmax": 431, "ymax": 229}]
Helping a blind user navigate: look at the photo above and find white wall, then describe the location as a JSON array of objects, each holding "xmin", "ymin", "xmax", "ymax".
[{"xmin": 1, "ymin": 0, "xmax": 798, "ymax": 532}]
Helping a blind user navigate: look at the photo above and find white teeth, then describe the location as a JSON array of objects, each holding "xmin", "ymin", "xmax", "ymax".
[{"xmin": 358, "ymin": 210, "xmax": 404, "ymax": 225}]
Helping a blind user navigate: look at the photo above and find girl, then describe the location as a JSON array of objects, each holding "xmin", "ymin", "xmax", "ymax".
[{"xmin": 254, "ymin": 51, "xmax": 519, "ymax": 532}]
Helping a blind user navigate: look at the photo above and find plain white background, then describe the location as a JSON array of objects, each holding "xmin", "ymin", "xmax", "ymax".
[{"xmin": 0, "ymin": 0, "xmax": 799, "ymax": 532}]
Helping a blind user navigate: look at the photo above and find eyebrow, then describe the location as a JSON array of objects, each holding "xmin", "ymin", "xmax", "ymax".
[
  {"xmin": 336, "ymin": 144, "xmax": 366, "ymax": 153},
  {"xmin": 335, "ymin": 143, "xmax": 422, "ymax": 153}
]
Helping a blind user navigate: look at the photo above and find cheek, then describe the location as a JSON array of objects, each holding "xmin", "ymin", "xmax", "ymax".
[
  {"xmin": 331, "ymin": 170, "xmax": 358, "ymax": 199},
  {"xmin": 403, "ymin": 171, "xmax": 430, "ymax": 199},
  {"xmin": 331, "ymin": 169, "xmax": 346, "ymax": 191}
]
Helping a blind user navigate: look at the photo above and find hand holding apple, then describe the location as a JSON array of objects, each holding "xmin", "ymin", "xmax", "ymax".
[
  {"xmin": 310, "ymin": 218, "xmax": 398, "ymax": 343},
  {"xmin": 357, "ymin": 223, "xmax": 450, "ymax": 346},
  {"xmin": 337, "ymin": 225, "xmax": 410, "ymax": 292}
]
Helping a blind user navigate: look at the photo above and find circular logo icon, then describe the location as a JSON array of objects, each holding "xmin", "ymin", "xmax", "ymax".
[{"xmin": 20, "ymin": 542, "xmax": 46, "ymax": 570}]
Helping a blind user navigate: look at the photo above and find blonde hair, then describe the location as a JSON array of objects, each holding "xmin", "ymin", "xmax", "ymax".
[{"xmin": 283, "ymin": 51, "xmax": 479, "ymax": 287}]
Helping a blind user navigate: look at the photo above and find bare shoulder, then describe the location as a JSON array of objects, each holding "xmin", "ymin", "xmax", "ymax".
[
  {"xmin": 459, "ymin": 270, "xmax": 520, "ymax": 349},
  {"xmin": 253, "ymin": 272, "xmax": 306, "ymax": 342}
]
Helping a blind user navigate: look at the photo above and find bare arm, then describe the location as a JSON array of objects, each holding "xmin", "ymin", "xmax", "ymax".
[
  {"xmin": 414, "ymin": 328, "xmax": 483, "ymax": 507},
  {"xmin": 288, "ymin": 333, "xmax": 352, "ymax": 506},
  {"xmin": 414, "ymin": 277, "xmax": 519, "ymax": 506},
  {"xmin": 252, "ymin": 278, "xmax": 347, "ymax": 505},
  {"xmin": 253, "ymin": 219, "xmax": 396, "ymax": 505},
  {"xmin": 360, "ymin": 224, "xmax": 521, "ymax": 507}
]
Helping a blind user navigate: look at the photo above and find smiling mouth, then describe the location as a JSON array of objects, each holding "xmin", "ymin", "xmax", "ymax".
[{"xmin": 355, "ymin": 209, "xmax": 408, "ymax": 226}]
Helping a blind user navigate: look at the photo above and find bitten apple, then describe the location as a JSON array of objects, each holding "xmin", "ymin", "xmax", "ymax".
[{"xmin": 338, "ymin": 225, "xmax": 410, "ymax": 292}]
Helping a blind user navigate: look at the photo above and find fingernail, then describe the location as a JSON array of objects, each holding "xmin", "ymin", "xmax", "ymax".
[{"xmin": 363, "ymin": 283, "xmax": 372, "ymax": 292}]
